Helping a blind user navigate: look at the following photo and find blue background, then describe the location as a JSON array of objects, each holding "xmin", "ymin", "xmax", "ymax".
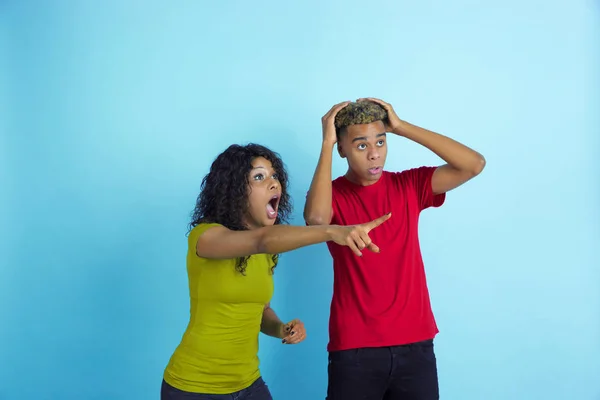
[{"xmin": 1, "ymin": 1, "xmax": 599, "ymax": 399}]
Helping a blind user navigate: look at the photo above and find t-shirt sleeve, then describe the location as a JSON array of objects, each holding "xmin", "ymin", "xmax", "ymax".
[
  {"xmin": 188, "ymin": 223, "xmax": 222, "ymax": 256},
  {"xmin": 395, "ymin": 166, "xmax": 446, "ymax": 211}
]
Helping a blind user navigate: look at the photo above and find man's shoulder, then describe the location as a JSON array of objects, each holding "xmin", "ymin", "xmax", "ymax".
[
  {"xmin": 392, "ymin": 166, "xmax": 438, "ymax": 176},
  {"xmin": 386, "ymin": 166, "xmax": 438, "ymax": 184},
  {"xmin": 332, "ymin": 175, "xmax": 345, "ymax": 184},
  {"xmin": 331, "ymin": 175, "xmax": 347, "ymax": 191},
  {"xmin": 384, "ymin": 168, "xmax": 410, "ymax": 179}
]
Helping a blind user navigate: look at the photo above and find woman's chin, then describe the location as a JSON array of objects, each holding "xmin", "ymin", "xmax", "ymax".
[{"xmin": 263, "ymin": 218, "xmax": 276, "ymax": 226}]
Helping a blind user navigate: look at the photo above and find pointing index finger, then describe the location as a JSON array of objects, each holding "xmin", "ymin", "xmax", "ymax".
[{"xmin": 366, "ymin": 212, "xmax": 392, "ymax": 230}]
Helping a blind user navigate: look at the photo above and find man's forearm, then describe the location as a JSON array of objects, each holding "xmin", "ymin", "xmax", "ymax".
[
  {"xmin": 394, "ymin": 120, "xmax": 485, "ymax": 174},
  {"xmin": 304, "ymin": 141, "xmax": 335, "ymax": 225},
  {"xmin": 260, "ymin": 306, "xmax": 284, "ymax": 339}
]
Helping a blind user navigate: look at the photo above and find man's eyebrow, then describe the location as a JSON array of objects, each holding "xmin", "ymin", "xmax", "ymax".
[{"xmin": 351, "ymin": 133, "xmax": 386, "ymax": 143}]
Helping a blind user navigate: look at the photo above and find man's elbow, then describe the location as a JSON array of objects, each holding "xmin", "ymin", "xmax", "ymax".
[
  {"xmin": 471, "ymin": 154, "xmax": 486, "ymax": 176},
  {"xmin": 304, "ymin": 201, "xmax": 332, "ymax": 225},
  {"xmin": 304, "ymin": 213, "xmax": 328, "ymax": 226},
  {"xmin": 462, "ymin": 153, "xmax": 486, "ymax": 177}
]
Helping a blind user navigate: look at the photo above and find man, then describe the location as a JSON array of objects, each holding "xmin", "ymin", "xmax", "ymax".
[{"xmin": 304, "ymin": 98, "xmax": 485, "ymax": 399}]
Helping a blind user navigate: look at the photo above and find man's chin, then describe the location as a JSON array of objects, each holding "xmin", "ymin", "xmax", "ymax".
[{"xmin": 365, "ymin": 170, "xmax": 383, "ymax": 180}]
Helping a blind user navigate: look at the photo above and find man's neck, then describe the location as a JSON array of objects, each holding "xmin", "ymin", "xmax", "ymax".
[{"xmin": 344, "ymin": 169, "xmax": 381, "ymax": 187}]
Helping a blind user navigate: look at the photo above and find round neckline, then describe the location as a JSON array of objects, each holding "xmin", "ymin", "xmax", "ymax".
[{"xmin": 340, "ymin": 171, "xmax": 387, "ymax": 191}]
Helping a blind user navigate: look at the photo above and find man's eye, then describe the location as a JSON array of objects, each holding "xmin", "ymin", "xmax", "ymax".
[{"xmin": 357, "ymin": 143, "xmax": 366, "ymax": 150}]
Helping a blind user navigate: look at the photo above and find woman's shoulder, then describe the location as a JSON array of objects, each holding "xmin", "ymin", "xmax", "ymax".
[
  {"xmin": 187, "ymin": 223, "xmax": 223, "ymax": 253},
  {"xmin": 188, "ymin": 222, "xmax": 223, "ymax": 238},
  {"xmin": 189, "ymin": 222, "xmax": 222, "ymax": 235}
]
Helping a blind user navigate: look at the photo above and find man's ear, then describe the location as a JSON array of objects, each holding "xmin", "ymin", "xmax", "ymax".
[{"xmin": 337, "ymin": 142, "xmax": 346, "ymax": 158}]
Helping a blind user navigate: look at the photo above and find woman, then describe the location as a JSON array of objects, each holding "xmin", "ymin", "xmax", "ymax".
[{"xmin": 161, "ymin": 143, "xmax": 390, "ymax": 399}]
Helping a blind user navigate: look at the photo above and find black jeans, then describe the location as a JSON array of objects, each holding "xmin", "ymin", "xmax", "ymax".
[
  {"xmin": 161, "ymin": 377, "xmax": 272, "ymax": 400},
  {"xmin": 326, "ymin": 340, "xmax": 439, "ymax": 400}
]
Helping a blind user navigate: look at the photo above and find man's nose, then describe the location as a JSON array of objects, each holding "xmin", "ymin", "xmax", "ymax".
[{"xmin": 368, "ymin": 149, "xmax": 380, "ymax": 160}]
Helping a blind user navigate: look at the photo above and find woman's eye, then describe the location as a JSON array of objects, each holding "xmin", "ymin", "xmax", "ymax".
[{"xmin": 253, "ymin": 174, "xmax": 264, "ymax": 181}]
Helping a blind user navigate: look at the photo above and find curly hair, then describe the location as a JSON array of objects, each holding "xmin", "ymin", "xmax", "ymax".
[
  {"xmin": 334, "ymin": 101, "xmax": 388, "ymax": 138},
  {"xmin": 189, "ymin": 143, "xmax": 292, "ymax": 275}
]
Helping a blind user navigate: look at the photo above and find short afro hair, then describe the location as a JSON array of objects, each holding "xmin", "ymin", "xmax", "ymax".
[{"xmin": 334, "ymin": 101, "xmax": 388, "ymax": 137}]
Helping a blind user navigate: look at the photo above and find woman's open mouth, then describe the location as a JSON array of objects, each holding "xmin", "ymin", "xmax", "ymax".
[{"xmin": 266, "ymin": 194, "xmax": 280, "ymax": 219}]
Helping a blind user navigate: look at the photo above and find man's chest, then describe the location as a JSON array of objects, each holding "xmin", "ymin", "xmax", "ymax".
[{"xmin": 332, "ymin": 186, "xmax": 419, "ymax": 234}]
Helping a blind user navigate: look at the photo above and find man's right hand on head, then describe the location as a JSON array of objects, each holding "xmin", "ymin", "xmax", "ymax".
[{"xmin": 321, "ymin": 101, "xmax": 350, "ymax": 146}]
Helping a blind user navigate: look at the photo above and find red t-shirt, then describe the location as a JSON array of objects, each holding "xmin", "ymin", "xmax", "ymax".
[{"xmin": 326, "ymin": 167, "xmax": 445, "ymax": 352}]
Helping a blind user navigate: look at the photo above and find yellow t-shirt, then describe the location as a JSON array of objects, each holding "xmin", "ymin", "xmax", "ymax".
[{"xmin": 163, "ymin": 223, "xmax": 275, "ymax": 394}]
